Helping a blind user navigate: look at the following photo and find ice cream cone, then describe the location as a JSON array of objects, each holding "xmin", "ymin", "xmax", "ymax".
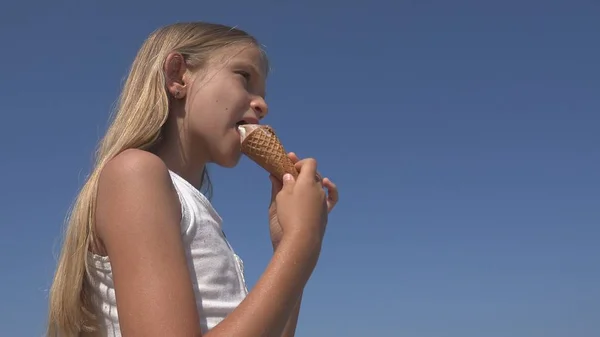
[{"xmin": 238, "ymin": 124, "xmax": 298, "ymax": 181}]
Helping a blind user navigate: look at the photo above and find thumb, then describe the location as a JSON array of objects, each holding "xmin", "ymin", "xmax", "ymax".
[{"xmin": 281, "ymin": 173, "xmax": 295, "ymax": 192}]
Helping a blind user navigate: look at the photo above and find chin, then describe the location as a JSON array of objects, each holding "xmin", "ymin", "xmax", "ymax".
[{"xmin": 216, "ymin": 151, "xmax": 242, "ymax": 168}]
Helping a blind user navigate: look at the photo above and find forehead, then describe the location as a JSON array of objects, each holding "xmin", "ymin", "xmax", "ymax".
[{"xmin": 210, "ymin": 43, "xmax": 268, "ymax": 75}]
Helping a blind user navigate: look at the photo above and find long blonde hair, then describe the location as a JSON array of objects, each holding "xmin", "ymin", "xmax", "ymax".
[{"xmin": 47, "ymin": 22, "xmax": 264, "ymax": 337}]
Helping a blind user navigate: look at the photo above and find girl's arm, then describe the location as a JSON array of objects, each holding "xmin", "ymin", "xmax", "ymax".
[
  {"xmin": 281, "ymin": 293, "xmax": 303, "ymax": 337},
  {"xmin": 96, "ymin": 150, "xmax": 321, "ymax": 337}
]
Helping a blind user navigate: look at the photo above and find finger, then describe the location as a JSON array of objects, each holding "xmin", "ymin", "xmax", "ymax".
[
  {"xmin": 296, "ymin": 158, "xmax": 318, "ymax": 183},
  {"xmin": 293, "ymin": 158, "xmax": 323, "ymax": 183},
  {"xmin": 269, "ymin": 174, "xmax": 282, "ymax": 202},
  {"xmin": 287, "ymin": 152, "xmax": 300, "ymax": 163},
  {"xmin": 323, "ymin": 178, "xmax": 338, "ymax": 212},
  {"xmin": 281, "ymin": 173, "xmax": 296, "ymax": 191},
  {"xmin": 293, "ymin": 158, "xmax": 306, "ymax": 172}
]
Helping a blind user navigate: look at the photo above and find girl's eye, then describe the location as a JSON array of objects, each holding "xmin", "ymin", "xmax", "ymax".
[{"xmin": 237, "ymin": 71, "xmax": 251, "ymax": 82}]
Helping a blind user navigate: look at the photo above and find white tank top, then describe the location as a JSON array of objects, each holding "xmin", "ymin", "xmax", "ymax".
[{"xmin": 85, "ymin": 170, "xmax": 248, "ymax": 336}]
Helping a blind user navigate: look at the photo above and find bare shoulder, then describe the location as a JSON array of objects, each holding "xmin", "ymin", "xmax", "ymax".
[
  {"xmin": 99, "ymin": 148, "xmax": 173, "ymax": 192},
  {"xmin": 95, "ymin": 148, "xmax": 181, "ymax": 245},
  {"xmin": 94, "ymin": 149, "xmax": 202, "ymax": 336}
]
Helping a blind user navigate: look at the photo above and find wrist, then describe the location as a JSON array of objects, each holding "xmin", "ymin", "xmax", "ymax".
[{"xmin": 278, "ymin": 231, "xmax": 322, "ymax": 268}]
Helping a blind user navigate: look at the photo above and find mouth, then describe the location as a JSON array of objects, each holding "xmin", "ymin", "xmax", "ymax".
[
  {"xmin": 235, "ymin": 118, "xmax": 261, "ymax": 142},
  {"xmin": 235, "ymin": 117, "xmax": 260, "ymax": 127}
]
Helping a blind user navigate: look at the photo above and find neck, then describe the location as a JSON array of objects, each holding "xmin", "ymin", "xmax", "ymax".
[{"xmin": 154, "ymin": 118, "xmax": 209, "ymax": 188}]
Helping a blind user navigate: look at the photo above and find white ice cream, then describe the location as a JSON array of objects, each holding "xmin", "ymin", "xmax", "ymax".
[
  {"xmin": 238, "ymin": 124, "xmax": 261, "ymax": 142},
  {"xmin": 238, "ymin": 125, "xmax": 246, "ymax": 139}
]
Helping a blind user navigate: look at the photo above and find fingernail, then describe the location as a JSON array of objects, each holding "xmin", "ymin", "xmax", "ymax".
[{"xmin": 283, "ymin": 173, "xmax": 293, "ymax": 181}]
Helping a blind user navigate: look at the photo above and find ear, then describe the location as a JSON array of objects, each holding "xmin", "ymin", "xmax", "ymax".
[{"xmin": 164, "ymin": 52, "xmax": 188, "ymax": 99}]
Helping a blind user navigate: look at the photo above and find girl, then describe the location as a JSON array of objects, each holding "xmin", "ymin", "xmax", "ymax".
[{"xmin": 47, "ymin": 22, "xmax": 339, "ymax": 337}]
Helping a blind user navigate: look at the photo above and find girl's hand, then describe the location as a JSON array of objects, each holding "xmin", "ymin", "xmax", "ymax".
[{"xmin": 268, "ymin": 153, "xmax": 339, "ymax": 249}]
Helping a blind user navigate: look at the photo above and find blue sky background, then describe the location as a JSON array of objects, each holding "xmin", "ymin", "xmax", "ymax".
[{"xmin": 1, "ymin": 1, "xmax": 599, "ymax": 336}]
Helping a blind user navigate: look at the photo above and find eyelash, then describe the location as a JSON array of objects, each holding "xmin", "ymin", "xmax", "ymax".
[{"xmin": 237, "ymin": 70, "xmax": 251, "ymax": 82}]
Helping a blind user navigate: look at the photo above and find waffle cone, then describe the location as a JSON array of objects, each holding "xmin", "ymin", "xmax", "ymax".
[{"xmin": 240, "ymin": 125, "xmax": 298, "ymax": 181}]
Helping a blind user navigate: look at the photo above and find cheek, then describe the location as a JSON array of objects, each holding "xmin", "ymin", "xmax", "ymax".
[
  {"xmin": 187, "ymin": 82, "xmax": 250, "ymax": 128},
  {"xmin": 187, "ymin": 103, "xmax": 237, "ymax": 138},
  {"xmin": 215, "ymin": 96, "xmax": 250, "ymax": 123}
]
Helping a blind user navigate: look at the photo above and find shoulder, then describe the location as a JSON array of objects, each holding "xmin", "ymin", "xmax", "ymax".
[
  {"xmin": 95, "ymin": 149, "xmax": 181, "ymax": 242},
  {"xmin": 100, "ymin": 148, "xmax": 172, "ymax": 187}
]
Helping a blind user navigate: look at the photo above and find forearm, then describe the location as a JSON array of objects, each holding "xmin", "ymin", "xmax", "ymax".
[
  {"xmin": 206, "ymin": 237, "xmax": 319, "ymax": 337},
  {"xmin": 271, "ymin": 242, "xmax": 303, "ymax": 337},
  {"xmin": 281, "ymin": 292, "xmax": 303, "ymax": 337}
]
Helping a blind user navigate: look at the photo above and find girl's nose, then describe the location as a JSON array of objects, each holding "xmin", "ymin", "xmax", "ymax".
[{"xmin": 250, "ymin": 97, "xmax": 268, "ymax": 120}]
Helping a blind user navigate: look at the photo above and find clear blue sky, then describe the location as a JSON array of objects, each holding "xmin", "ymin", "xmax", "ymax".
[{"xmin": 1, "ymin": 1, "xmax": 598, "ymax": 336}]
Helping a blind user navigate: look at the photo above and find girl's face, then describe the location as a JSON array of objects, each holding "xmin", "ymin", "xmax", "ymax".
[{"xmin": 180, "ymin": 43, "xmax": 268, "ymax": 168}]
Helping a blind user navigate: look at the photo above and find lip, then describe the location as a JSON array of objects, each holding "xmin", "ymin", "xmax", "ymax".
[{"xmin": 238, "ymin": 116, "xmax": 260, "ymax": 125}]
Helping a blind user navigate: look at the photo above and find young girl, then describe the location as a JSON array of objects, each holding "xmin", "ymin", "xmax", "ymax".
[{"xmin": 46, "ymin": 22, "xmax": 338, "ymax": 337}]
